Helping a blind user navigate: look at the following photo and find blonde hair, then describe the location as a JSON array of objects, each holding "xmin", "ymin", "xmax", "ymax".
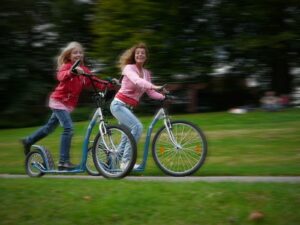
[
  {"xmin": 56, "ymin": 42, "xmax": 85, "ymax": 69},
  {"xmin": 118, "ymin": 42, "xmax": 149, "ymax": 70}
]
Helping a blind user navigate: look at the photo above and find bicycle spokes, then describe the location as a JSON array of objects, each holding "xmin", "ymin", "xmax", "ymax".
[
  {"xmin": 195, "ymin": 145, "xmax": 202, "ymax": 154},
  {"xmin": 152, "ymin": 121, "xmax": 207, "ymax": 176},
  {"xmin": 92, "ymin": 125, "xmax": 137, "ymax": 178},
  {"xmin": 159, "ymin": 146, "xmax": 165, "ymax": 154}
]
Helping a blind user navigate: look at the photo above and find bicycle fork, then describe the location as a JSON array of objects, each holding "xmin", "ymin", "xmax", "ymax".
[
  {"xmin": 157, "ymin": 108, "xmax": 182, "ymax": 150},
  {"xmin": 97, "ymin": 109, "xmax": 117, "ymax": 153},
  {"xmin": 164, "ymin": 117, "xmax": 182, "ymax": 150}
]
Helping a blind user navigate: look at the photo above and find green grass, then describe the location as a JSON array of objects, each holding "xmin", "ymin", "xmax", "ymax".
[
  {"xmin": 1, "ymin": 108, "xmax": 300, "ymax": 175},
  {"xmin": 1, "ymin": 178, "xmax": 300, "ymax": 225},
  {"xmin": 1, "ymin": 109, "xmax": 300, "ymax": 225}
]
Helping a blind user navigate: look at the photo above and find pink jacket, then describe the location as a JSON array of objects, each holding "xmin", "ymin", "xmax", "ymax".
[
  {"xmin": 50, "ymin": 62, "xmax": 111, "ymax": 109},
  {"xmin": 115, "ymin": 64, "xmax": 164, "ymax": 106}
]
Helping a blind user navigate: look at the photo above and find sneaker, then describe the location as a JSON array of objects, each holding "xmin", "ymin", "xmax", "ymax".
[
  {"xmin": 20, "ymin": 138, "xmax": 31, "ymax": 156},
  {"xmin": 133, "ymin": 164, "xmax": 140, "ymax": 169},
  {"xmin": 120, "ymin": 160, "xmax": 129, "ymax": 170},
  {"xmin": 58, "ymin": 161, "xmax": 77, "ymax": 170},
  {"xmin": 120, "ymin": 162, "xmax": 140, "ymax": 170}
]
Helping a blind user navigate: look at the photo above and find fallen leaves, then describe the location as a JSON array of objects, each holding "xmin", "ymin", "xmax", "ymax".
[{"xmin": 248, "ymin": 211, "xmax": 264, "ymax": 221}]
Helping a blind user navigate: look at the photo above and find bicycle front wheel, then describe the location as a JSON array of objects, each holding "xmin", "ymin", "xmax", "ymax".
[
  {"xmin": 152, "ymin": 120, "xmax": 207, "ymax": 176},
  {"xmin": 92, "ymin": 125, "xmax": 137, "ymax": 179}
]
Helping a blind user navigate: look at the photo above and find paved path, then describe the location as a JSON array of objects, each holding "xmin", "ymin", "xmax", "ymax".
[{"xmin": 1, "ymin": 174, "xmax": 300, "ymax": 183}]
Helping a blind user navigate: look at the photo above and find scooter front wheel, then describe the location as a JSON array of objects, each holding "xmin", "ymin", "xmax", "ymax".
[
  {"xmin": 92, "ymin": 125, "xmax": 137, "ymax": 179},
  {"xmin": 25, "ymin": 150, "xmax": 45, "ymax": 177},
  {"xmin": 152, "ymin": 120, "xmax": 207, "ymax": 176}
]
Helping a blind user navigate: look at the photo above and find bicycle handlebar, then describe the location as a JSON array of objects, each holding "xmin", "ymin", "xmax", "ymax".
[
  {"xmin": 164, "ymin": 94, "xmax": 177, "ymax": 100},
  {"xmin": 155, "ymin": 84, "xmax": 177, "ymax": 102},
  {"xmin": 71, "ymin": 59, "xmax": 81, "ymax": 73},
  {"xmin": 72, "ymin": 60, "xmax": 176, "ymax": 102},
  {"xmin": 71, "ymin": 59, "xmax": 120, "ymax": 86}
]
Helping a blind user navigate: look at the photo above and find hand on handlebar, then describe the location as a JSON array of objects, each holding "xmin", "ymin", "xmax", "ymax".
[
  {"xmin": 75, "ymin": 67, "xmax": 85, "ymax": 75},
  {"xmin": 71, "ymin": 66, "xmax": 87, "ymax": 76},
  {"xmin": 71, "ymin": 59, "xmax": 120, "ymax": 88},
  {"xmin": 71, "ymin": 59, "xmax": 86, "ymax": 75},
  {"xmin": 111, "ymin": 78, "xmax": 121, "ymax": 86},
  {"xmin": 162, "ymin": 87, "xmax": 169, "ymax": 94},
  {"xmin": 153, "ymin": 84, "xmax": 169, "ymax": 94},
  {"xmin": 165, "ymin": 94, "xmax": 177, "ymax": 100}
]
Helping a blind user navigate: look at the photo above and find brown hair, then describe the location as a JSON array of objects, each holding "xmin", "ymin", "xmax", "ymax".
[
  {"xmin": 56, "ymin": 42, "xmax": 85, "ymax": 69},
  {"xmin": 118, "ymin": 42, "xmax": 149, "ymax": 70}
]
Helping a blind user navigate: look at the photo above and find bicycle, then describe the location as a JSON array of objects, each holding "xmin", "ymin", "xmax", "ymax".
[
  {"xmin": 25, "ymin": 60, "xmax": 137, "ymax": 179},
  {"xmin": 132, "ymin": 93, "xmax": 208, "ymax": 176}
]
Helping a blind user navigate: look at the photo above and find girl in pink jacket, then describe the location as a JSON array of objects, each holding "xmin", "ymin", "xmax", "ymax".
[
  {"xmin": 21, "ymin": 42, "xmax": 112, "ymax": 169},
  {"xmin": 110, "ymin": 43, "xmax": 166, "ymax": 170}
]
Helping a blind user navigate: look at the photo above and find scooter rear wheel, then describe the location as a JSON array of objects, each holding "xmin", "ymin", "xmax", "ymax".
[
  {"xmin": 86, "ymin": 147, "xmax": 101, "ymax": 176},
  {"xmin": 25, "ymin": 150, "xmax": 45, "ymax": 177}
]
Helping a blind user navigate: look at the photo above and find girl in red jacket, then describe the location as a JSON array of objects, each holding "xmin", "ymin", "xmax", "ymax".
[{"xmin": 21, "ymin": 42, "xmax": 111, "ymax": 169}]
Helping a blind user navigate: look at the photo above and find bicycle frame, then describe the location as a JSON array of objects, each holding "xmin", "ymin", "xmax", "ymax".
[{"xmin": 133, "ymin": 106, "xmax": 180, "ymax": 172}]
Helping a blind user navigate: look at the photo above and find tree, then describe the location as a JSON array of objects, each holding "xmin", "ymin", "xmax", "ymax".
[
  {"xmin": 1, "ymin": 0, "xmax": 299, "ymax": 127},
  {"xmin": 91, "ymin": 0, "xmax": 213, "ymax": 80},
  {"xmin": 211, "ymin": 0, "xmax": 299, "ymax": 94},
  {"xmin": 0, "ymin": 0, "xmax": 95, "ymax": 127}
]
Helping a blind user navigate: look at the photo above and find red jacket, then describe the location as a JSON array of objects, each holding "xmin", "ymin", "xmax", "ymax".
[{"xmin": 50, "ymin": 62, "xmax": 111, "ymax": 108}]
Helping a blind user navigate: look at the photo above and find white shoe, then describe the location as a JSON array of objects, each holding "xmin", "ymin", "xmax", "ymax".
[
  {"xmin": 120, "ymin": 162, "xmax": 140, "ymax": 170},
  {"xmin": 120, "ymin": 161, "xmax": 129, "ymax": 170},
  {"xmin": 133, "ymin": 164, "xmax": 140, "ymax": 169}
]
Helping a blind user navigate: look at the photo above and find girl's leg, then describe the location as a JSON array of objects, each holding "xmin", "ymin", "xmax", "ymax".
[
  {"xmin": 52, "ymin": 109, "xmax": 74, "ymax": 164},
  {"xmin": 110, "ymin": 100, "xmax": 143, "ymax": 162},
  {"xmin": 22, "ymin": 113, "xmax": 59, "ymax": 154}
]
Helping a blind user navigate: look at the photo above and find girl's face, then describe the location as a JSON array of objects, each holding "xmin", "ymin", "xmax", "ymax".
[
  {"xmin": 134, "ymin": 48, "xmax": 147, "ymax": 66},
  {"xmin": 70, "ymin": 47, "xmax": 84, "ymax": 63}
]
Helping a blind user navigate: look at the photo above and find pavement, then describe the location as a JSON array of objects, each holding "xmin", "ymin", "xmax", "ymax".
[{"xmin": 1, "ymin": 174, "xmax": 300, "ymax": 183}]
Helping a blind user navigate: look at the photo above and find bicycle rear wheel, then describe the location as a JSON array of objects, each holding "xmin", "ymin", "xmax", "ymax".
[
  {"xmin": 92, "ymin": 125, "xmax": 137, "ymax": 179},
  {"xmin": 152, "ymin": 120, "xmax": 207, "ymax": 176}
]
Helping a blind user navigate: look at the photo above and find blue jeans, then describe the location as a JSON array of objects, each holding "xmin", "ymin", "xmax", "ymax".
[
  {"xmin": 110, "ymin": 99, "xmax": 142, "ymax": 161},
  {"xmin": 25, "ymin": 109, "xmax": 74, "ymax": 163},
  {"xmin": 262, "ymin": 103, "xmax": 281, "ymax": 112}
]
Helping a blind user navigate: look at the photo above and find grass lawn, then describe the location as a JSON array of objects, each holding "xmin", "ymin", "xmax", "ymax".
[
  {"xmin": 1, "ymin": 109, "xmax": 300, "ymax": 225},
  {"xmin": 1, "ymin": 178, "xmax": 300, "ymax": 225},
  {"xmin": 0, "ymin": 108, "xmax": 299, "ymax": 176}
]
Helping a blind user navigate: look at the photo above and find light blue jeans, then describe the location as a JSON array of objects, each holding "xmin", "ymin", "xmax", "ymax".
[
  {"xmin": 110, "ymin": 99, "xmax": 142, "ymax": 161},
  {"xmin": 24, "ymin": 109, "xmax": 74, "ymax": 163}
]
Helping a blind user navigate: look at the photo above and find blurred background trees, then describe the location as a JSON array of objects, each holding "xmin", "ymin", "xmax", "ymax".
[{"xmin": 0, "ymin": 0, "xmax": 299, "ymax": 127}]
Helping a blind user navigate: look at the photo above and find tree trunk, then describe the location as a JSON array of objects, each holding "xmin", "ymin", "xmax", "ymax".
[{"xmin": 270, "ymin": 51, "xmax": 293, "ymax": 95}]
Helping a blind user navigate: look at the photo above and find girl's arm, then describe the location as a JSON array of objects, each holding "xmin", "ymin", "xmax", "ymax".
[
  {"xmin": 57, "ymin": 63, "xmax": 76, "ymax": 81},
  {"xmin": 123, "ymin": 65, "xmax": 154, "ymax": 90},
  {"xmin": 144, "ymin": 71, "xmax": 165, "ymax": 100},
  {"xmin": 82, "ymin": 66, "xmax": 115, "ymax": 91},
  {"xmin": 146, "ymin": 89, "xmax": 165, "ymax": 100},
  {"xmin": 91, "ymin": 76, "xmax": 114, "ymax": 91}
]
